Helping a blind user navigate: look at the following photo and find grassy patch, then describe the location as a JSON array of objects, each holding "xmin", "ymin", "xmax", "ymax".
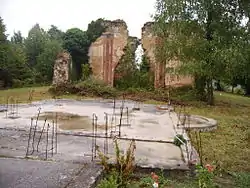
[{"xmin": 187, "ymin": 92, "xmax": 250, "ymax": 172}]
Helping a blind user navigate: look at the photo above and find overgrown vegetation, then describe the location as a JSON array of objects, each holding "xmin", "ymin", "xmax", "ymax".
[
  {"xmin": 97, "ymin": 138, "xmax": 136, "ymax": 187},
  {"xmin": 0, "ymin": 17, "xmax": 106, "ymax": 87},
  {"xmin": 153, "ymin": 0, "xmax": 250, "ymax": 105}
]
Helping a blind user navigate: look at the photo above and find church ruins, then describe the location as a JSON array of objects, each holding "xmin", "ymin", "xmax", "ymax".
[{"xmin": 53, "ymin": 19, "xmax": 192, "ymax": 88}]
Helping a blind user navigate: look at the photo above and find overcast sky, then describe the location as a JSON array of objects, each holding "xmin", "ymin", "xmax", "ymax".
[{"xmin": 0, "ymin": 0, "xmax": 156, "ymax": 38}]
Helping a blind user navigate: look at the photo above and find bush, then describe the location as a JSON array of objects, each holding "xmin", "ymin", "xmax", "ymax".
[
  {"xmin": 75, "ymin": 78, "xmax": 117, "ymax": 98},
  {"xmin": 97, "ymin": 138, "xmax": 136, "ymax": 187},
  {"xmin": 49, "ymin": 77, "xmax": 118, "ymax": 98},
  {"xmin": 173, "ymin": 134, "xmax": 187, "ymax": 147}
]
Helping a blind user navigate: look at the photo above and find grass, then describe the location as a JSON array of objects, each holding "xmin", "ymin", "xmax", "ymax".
[
  {"xmin": 1, "ymin": 86, "xmax": 249, "ymax": 186},
  {"xmin": 186, "ymin": 92, "xmax": 250, "ymax": 172},
  {"xmin": 0, "ymin": 86, "xmax": 91, "ymax": 104}
]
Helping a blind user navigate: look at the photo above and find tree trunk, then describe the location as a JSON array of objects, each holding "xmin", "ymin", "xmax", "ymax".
[
  {"xmin": 216, "ymin": 80, "xmax": 223, "ymax": 91},
  {"xmin": 205, "ymin": 3, "xmax": 214, "ymax": 105},
  {"xmin": 194, "ymin": 75, "xmax": 206, "ymax": 101},
  {"xmin": 231, "ymin": 86, "xmax": 234, "ymax": 93},
  {"xmin": 245, "ymin": 79, "xmax": 250, "ymax": 95},
  {"xmin": 207, "ymin": 79, "xmax": 214, "ymax": 105}
]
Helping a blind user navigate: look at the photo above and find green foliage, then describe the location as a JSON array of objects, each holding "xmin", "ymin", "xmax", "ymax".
[
  {"xmin": 63, "ymin": 18, "xmax": 106, "ymax": 80},
  {"xmin": 76, "ymin": 78, "xmax": 117, "ymax": 98},
  {"xmin": 98, "ymin": 172, "xmax": 119, "ymax": 188},
  {"xmin": 196, "ymin": 164, "xmax": 215, "ymax": 188},
  {"xmin": 47, "ymin": 25, "xmax": 64, "ymax": 42},
  {"xmin": 173, "ymin": 134, "xmax": 187, "ymax": 147},
  {"xmin": 86, "ymin": 18, "xmax": 106, "ymax": 43},
  {"xmin": 36, "ymin": 40, "xmax": 63, "ymax": 83},
  {"xmin": 63, "ymin": 28, "xmax": 88, "ymax": 80},
  {"xmin": 0, "ymin": 17, "xmax": 9, "ymax": 74},
  {"xmin": 114, "ymin": 44, "xmax": 154, "ymax": 90},
  {"xmin": 153, "ymin": 0, "xmax": 250, "ymax": 104},
  {"xmin": 81, "ymin": 64, "xmax": 91, "ymax": 80},
  {"xmin": 97, "ymin": 138, "xmax": 136, "ymax": 187},
  {"xmin": 7, "ymin": 43, "xmax": 34, "ymax": 86},
  {"xmin": 11, "ymin": 31, "xmax": 24, "ymax": 45},
  {"xmin": 234, "ymin": 173, "xmax": 250, "ymax": 188},
  {"xmin": 25, "ymin": 24, "xmax": 48, "ymax": 66}
]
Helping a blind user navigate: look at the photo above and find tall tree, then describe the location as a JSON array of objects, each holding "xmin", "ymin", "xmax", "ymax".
[
  {"xmin": 0, "ymin": 17, "xmax": 12, "ymax": 87},
  {"xmin": 86, "ymin": 18, "xmax": 106, "ymax": 44},
  {"xmin": 47, "ymin": 25, "xmax": 64, "ymax": 42},
  {"xmin": 11, "ymin": 31, "xmax": 24, "ymax": 45},
  {"xmin": 63, "ymin": 28, "xmax": 88, "ymax": 80},
  {"xmin": 153, "ymin": 0, "xmax": 245, "ymax": 104},
  {"xmin": 36, "ymin": 40, "xmax": 63, "ymax": 83},
  {"xmin": 25, "ymin": 24, "xmax": 48, "ymax": 66}
]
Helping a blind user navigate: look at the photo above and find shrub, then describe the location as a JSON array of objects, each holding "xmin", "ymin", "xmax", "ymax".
[
  {"xmin": 97, "ymin": 138, "xmax": 136, "ymax": 187},
  {"xmin": 75, "ymin": 78, "xmax": 117, "ymax": 98},
  {"xmin": 49, "ymin": 77, "xmax": 118, "ymax": 98},
  {"xmin": 196, "ymin": 164, "xmax": 215, "ymax": 188},
  {"xmin": 173, "ymin": 134, "xmax": 187, "ymax": 147}
]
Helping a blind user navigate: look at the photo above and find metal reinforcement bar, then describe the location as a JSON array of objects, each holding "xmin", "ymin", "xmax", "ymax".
[{"xmin": 61, "ymin": 132, "xmax": 174, "ymax": 144}]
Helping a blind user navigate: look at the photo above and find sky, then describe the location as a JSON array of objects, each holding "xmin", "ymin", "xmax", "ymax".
[{"xmin": 0, "ymin": 0, "xmax": 156, "ymax": 39}]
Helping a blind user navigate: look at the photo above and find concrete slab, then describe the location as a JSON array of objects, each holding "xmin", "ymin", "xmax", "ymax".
[
  {"xmin": 0, "ymin": 158, "xmax": 97, "ymax": 188},
  {"xmin": 0, "ymin": 99, "xmax": 216, "ymax": 169}
]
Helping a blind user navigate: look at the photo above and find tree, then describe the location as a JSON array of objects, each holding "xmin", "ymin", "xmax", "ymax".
[
  {"xmin": 63, "ymin": 28, "xmax": 89, "ymax": 80},
  {"xmin": 0, "ymin": 17, "xmax": 12, "ymax": 87},
  {"xmin": 36, "ymin": 40, "xmax": 63, "ymax": 83},
  {"xmin": 0, "ymin": 16, "xmax": 9, "ymax": 70},
  {"xmin": 153, "ymin": 0, "xmax": 245, "ymax": 104},
  {"xmin": 11, "ymin": 31, "xmax": 24, "ymax": 45},
  {"xmin": 25, "ymin": 24, "xmax": 48, "ymax": 66},
  {"xmin": 7, "ymin": 43, "xmax": 33, "ymax": 86},
  {"xmin": 48, "ymin": 25, "xmax": 64, "ymax": 42},
  {"xmin": 63, "ymin": 19, "xmax": 106, "ymax": 80},
  {"xmin": 86, "ymin": 18, "xmax": 106, "ymax": 44}
]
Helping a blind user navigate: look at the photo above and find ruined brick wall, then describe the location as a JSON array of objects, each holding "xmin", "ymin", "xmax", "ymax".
[
  {"xmin": 89, "ymin": 20, "xmax": 128, "ymax": 86},
  {"xmin": 52, "ymin": 51, "xmax": 71, "ymax": 86},
  {"xmin": 165, "ymin": 59, "xmax": 193, "ymax": 87},
  {"xmin": 141, "ymin": 22, "xmax": 193, "ymax": 88},
  {"xmin": 141, "ymin": 22, "xmax": 166, "ymax": 88}
]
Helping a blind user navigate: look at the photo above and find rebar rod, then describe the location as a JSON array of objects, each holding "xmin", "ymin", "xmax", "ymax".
[
  {"xmin": 55, "ymin": 112, "xmax": 58, "ymax": 154},
  {"xmin": 45, "ymin": 123, "xmax": 50, "ymax": 160},
  {"xmin": 26, "ymin": 118, "xmax": 33, "ymax": 157},
  {"xmin": 118, "ymin": 106, "xmax": 123, "ymax": 137},
  {"xmin": 199, "ymin": 131, "xmax": 203, "ymax": 166},
  {"xmin": 31, "ymin": 107, "xmax": 41, "ymax": 154},
  {"xmin": 92, "ymin": 114, "xmax": 95, "ymax": 161},
  {"xmin": 37, "ymin": 118, "xmax": 47, "ymax": 152},
  {"xmin": 94, "ymin": 115, "xmax": 98, "ymax": 158},
  {"xmin": 52, "ymin": 120, "xmax": 55, "ymax": 156},
  {"xmin": 104, "ymin": 113, "xmax": 108, "ymax": 155}
]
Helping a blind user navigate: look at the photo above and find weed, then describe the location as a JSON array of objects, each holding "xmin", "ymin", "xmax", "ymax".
[
  {"xmin": 234, "ymin": 172, "xmax": 250, "ymax": 188},
  {"xmin": 97, "ymin": 138, "xmax": 136, "ymax": 187},
  {"xmin": 196, "ymin": 164, "xmax": 215, "ymax": 188},
  {"xmin": 173, "ymin": 134, "xmax": 187, "ymax": 147}
]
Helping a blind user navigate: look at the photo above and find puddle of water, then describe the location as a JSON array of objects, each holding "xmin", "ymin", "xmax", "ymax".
[{"xmin": 35, "ymin": 112, "xmax": 93, "ymax": 130}]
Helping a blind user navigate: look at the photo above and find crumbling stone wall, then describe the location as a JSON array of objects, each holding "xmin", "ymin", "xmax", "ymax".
[
  {"xmin": 141, "ymin": 22, "xmax": 166, "ymax": 88},
  {"xmin": 141, "ymin": 22, "xmax": 193, "ymax": 88},
  {"xmin": 52, "ymin": 51, "xmax": 71, "ymax": 86},
  {"xmin": 88, "ymin": 19, "xmax": 128, "ymax": 86}
]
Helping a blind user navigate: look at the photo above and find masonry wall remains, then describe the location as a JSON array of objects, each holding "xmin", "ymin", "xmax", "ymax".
[
  {"xmin": 88, "ymin": 19, "xmax": 128, "ymax": 86},
  {"xmin": 52, "ymin": 51, "xmax": 71, "ymax": 86},
  {"xmin": 141, "ymin": 22, "xmax": 193, "ymax": 88}
]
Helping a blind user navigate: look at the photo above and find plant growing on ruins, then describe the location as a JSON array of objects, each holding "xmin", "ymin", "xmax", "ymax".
[
  {"xmin": 173, "ymin": 134, "xmax": 187, "ymax": 147},
  {"xmin": 97, "ymin": 138, "xmax": 136, "ymax": 187},
  {"xmin": 196, "ymin": 164, "xmax": 215, "ymax": 188}
]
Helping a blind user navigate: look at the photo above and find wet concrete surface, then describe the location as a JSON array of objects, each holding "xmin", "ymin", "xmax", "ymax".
[
  {"xmin": 0, "ymin": 158, "xmax": 101, "ymax": 188},
  {"xmin": 0, "ymin": 99, "xmax": 217, "ymax": 187}
]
